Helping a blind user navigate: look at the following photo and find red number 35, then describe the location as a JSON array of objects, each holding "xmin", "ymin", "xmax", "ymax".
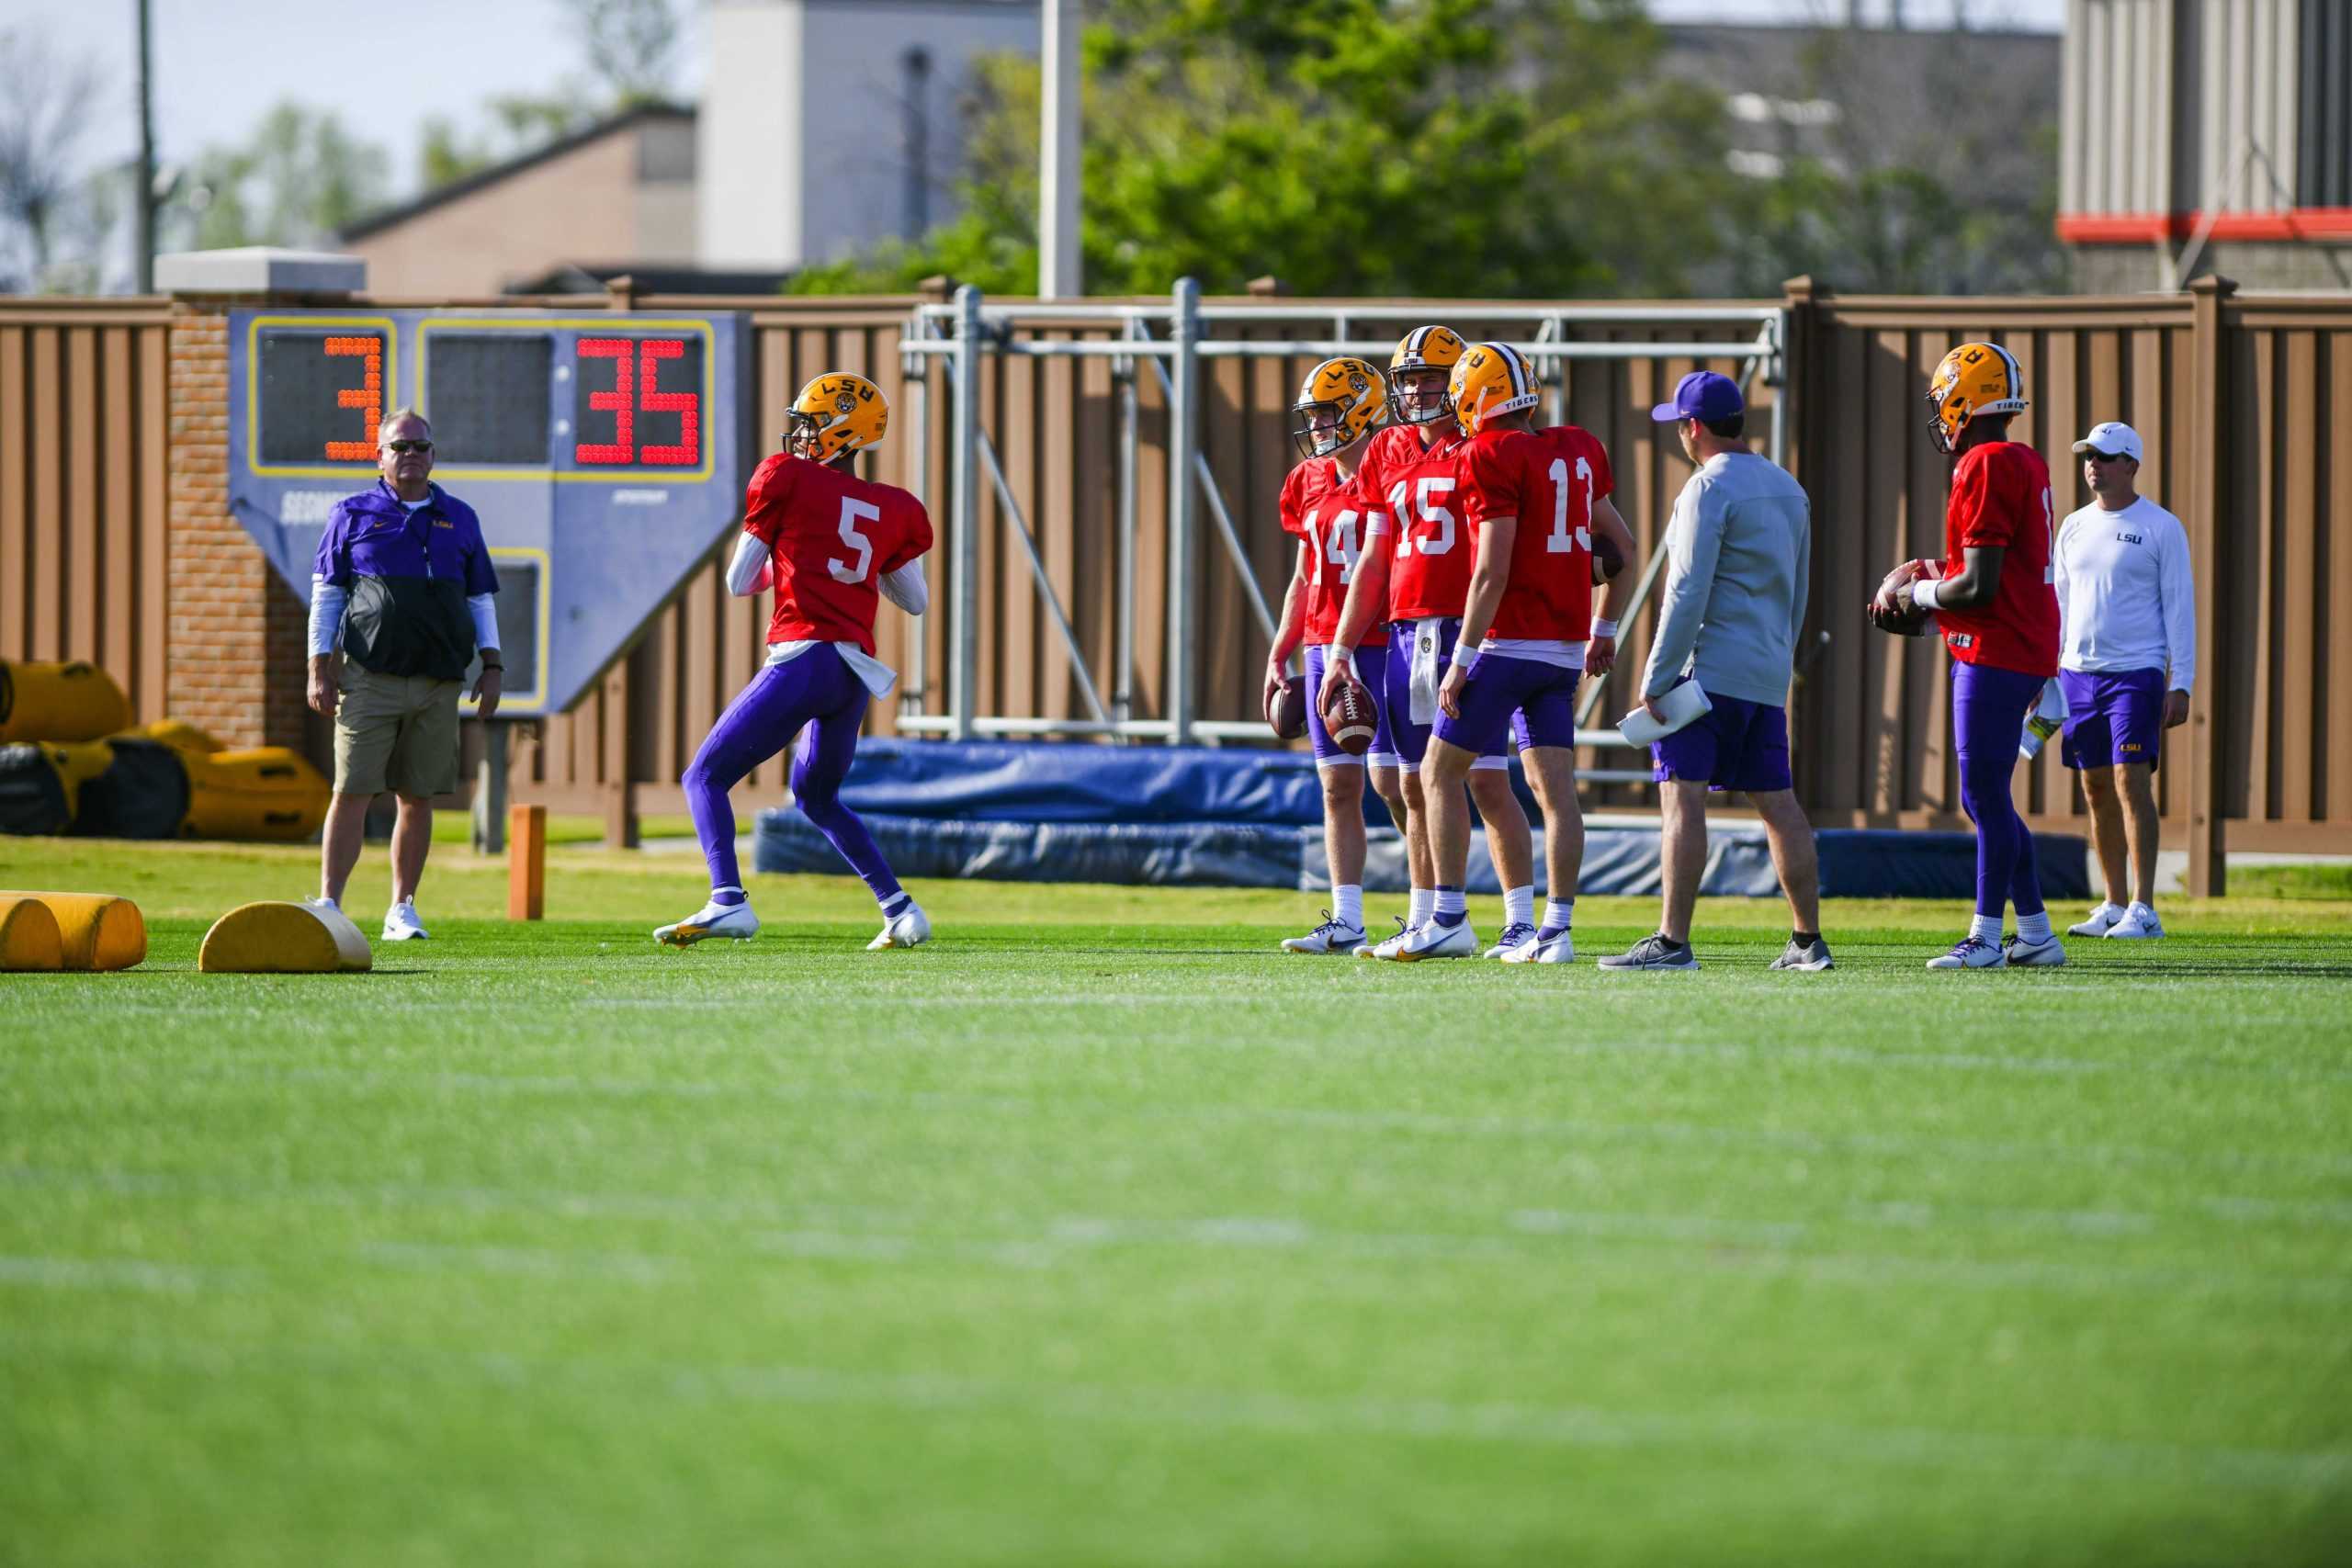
[{"xmin": 576, "ymin": 338, "xmax": 699, "ymax": 466}]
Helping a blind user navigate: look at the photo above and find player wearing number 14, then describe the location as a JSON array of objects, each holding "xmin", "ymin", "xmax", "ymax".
[{"xmin": 658, "ymin": 373, "xmax": 936, "ymax": 952}]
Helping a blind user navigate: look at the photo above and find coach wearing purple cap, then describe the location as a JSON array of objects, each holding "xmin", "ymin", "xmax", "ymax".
[{"xmin": 1600, "ymin": 371, "xmax": 1828, "ymax": 973}]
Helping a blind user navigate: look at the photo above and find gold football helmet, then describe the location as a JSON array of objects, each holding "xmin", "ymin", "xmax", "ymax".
[
  {"xmin": 1925, "ymin": 342, "xmax": 2027, "ymax": 454},
  {"xmin": 1290, "ymin": 356, "xmax": 1388, "ymax": 460},
  {"xmin": 787, "ymin": 372, "xmax": 888, "ymax": 461},
  {"xmin": 1448, "ymin": 342, "xmax": 1541, "ymax": 437},
  {"xmin": 1387, "ymin": 325, "xmax": 1466, "ymax": 427}
]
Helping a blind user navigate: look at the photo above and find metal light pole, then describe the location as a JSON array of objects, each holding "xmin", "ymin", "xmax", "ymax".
[
  {"xmin": 134, "ymin": 0, "xmax": 156, "ymax": 293},
  {"xmin": 1039, "ymin": 0, "xmax": 1081, "ymax": 298}
]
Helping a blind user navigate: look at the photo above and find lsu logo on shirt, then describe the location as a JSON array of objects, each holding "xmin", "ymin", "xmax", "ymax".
[
  {"xmin": 433, "ymin": 519, "xmax": 454, "ymax": 529},
  {"xmin": 2115, "ymin": 531, "xmax": 2143, "ymax": 545}
]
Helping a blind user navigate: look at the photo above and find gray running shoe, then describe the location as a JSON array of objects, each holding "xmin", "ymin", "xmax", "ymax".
[
  {"xmin": 1769, "ymin": 936, "xmax": 1834, "ymax": 972},
  {"xmin": 1598, "ymin": 933, "xmax": 1700, "ymax": 971}
]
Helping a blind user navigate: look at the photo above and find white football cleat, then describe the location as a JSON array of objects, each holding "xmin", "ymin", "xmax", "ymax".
[
  {"xmin": 868, "ymin": 903, "xmax": 932, "ymax": 950},
  {"xmin": 381, "ymin": 899, "xmax": 430, "ymax": 942},
  {"xmin": 1359, "ymin": 916, "xmax": 1413, "ymax": 960},
  {"xmin": 1484, "ymin": 921, "xmax": 1537, "ymax": 959},
  {"xmin": 2067, "ymin": 901, "xmax": 2124, "ymax": 938},
  {"xmin": 2004, "ymin": 932, "xmax": 2068, "ymax": 966},
  {"xmin": 1927, "ymin": 934, "xmax": 2005, "ymax": 970},
  {"xmin": 1500, "ymin": 930, "xmax": 1576, "ymax": 964},
  {"xmin": 2104, "ymin": 902, "xmax": 2164, "ymax": 939},
  {"xmin": 1385, "ymin": 918, "xmax": 1479, "ymax": 962},
  {"xmin": 655, "ymin": 899, "xmax": 760, "ymax": 946},
  {"xmin": 1282, "ymin": 911, "xmax": 1368, "ymax": 954}
]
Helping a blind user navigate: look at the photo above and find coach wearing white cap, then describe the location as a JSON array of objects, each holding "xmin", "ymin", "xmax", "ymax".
[{"xmin": 2052, "ymin": 421, "xmax": 2195, "ymax": 940}]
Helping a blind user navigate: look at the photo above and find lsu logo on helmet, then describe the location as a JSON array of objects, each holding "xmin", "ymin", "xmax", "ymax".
[
  {"xmin": 1290, "ymin": 356, "xmax": 1387, "ymax": 460},
  {"xmin": 788, "ymin": 372, "xmax": 888, "ymax": 461},
  {"xmin": 1925, "ymin": 342, "xmax": 2027, "ymax": 454},
  {"xmin": 1388, "ymin": 325, "xmax": 1467, "ymax": 426},
  {"xmin": 1448, "ymin": 343, "xmax": 1541, "ymax": 437}
]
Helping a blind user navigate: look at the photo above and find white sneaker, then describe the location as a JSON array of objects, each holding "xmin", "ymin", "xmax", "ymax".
[
  {"xmin": 2001, "ymin": 932, "xmax": 2068, "ymax": 967},
  {"xmin": 2104, "ymin": 903, "xmax": 2164, "ymax": 940},
  {"xmin": 1359, "ymin": 917, "xmax": 1413, "ymax": 960},
  {"xmin": 868, "ymin": 903, "xmax": 932, "ymax": 950},
  {"xmin": 2068, "ymin": 901, "xmax": 2125, "ymax": 938},
  {"xmin": 1385, "ymin": 918, "xmax": 1479, "ymax": 962},
  {"xmin": 1484, "ymin": 921, "xmax": 1538, "ymax": 959},
  {"xmin": 654, "ymin": 899, "xmax": 759, "ymax": 946},
  {"xmin": 1282, "ymin": 911, "xmax": 1368, "ymax": 954},
  {"xmin": 381, "ymin": 899, "xmax": 430, "ymax": 942},
  {"xmin": 1927, "ymin": 934, "xmax": 2004, "ymax": 970},
  {"xmin": 1500, "ymin": 930, "xmax": 1576, "ymax": 964}
]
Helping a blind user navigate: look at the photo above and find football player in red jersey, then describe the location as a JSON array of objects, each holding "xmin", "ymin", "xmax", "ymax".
[
  {"xmin": 1389, "ymin": 344, "xmax": 1637, "ymax": 963},
  {"xmin": 1265, "ymin": 358, "xmax": 1410, "ymax": 953},
  {"xmin": 1872, "ymin": 342, "xmax": 2065, "ymax": 970},
  {"xmin": 658, "ymin": 372, "xmax": 935, "ymax": 951},
  {"xmin": 1319, "ymin": 326, "xmax": 1540, "ymax": 959}
]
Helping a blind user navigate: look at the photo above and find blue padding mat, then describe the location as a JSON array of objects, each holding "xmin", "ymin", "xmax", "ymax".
[
  {"xmin": 835, "ymin": 738, "xmax": 1398, "ymax": 827},
  {"xmin": 754, "ymin": 807, "xmax": 2088, "ymax": 901}
]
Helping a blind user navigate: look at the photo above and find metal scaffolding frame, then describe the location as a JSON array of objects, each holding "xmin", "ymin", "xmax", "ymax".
[{"xmin": 892, "ymin": 281, "xmax": 1786, "ymax": 773}]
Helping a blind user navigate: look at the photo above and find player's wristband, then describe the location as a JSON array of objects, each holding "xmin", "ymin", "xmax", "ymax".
[
  {"xmin": 480, "ymin": 662, "xmax": 503, "ymax": 672},
  {"xmin": 1908, "ymin": 580, "xmax": 1942, "ymax": 613},
  {"xmin": 1329, "ymin": 644, "xmax": 1352, "ymax": 667},
  {"xmin": 1449, "ymin": 649, "xmax": 1480, "ymax": 676},
  {"xmin": 1591, "ymin": 618, "xmax": 1619, "ymax": 639}
]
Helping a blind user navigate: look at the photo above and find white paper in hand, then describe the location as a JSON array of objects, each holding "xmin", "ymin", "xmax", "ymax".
[{"xmin": 1618, "ymin": 681, "xmax": 1713, "ymax": 747}]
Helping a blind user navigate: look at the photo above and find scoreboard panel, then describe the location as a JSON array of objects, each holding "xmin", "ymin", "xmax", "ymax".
[{"xmin": 226, "ymin": 309, "xmax": 752, "ymax": 716}]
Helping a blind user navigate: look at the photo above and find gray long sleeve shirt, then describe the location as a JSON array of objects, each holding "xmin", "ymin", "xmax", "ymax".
[{"xmin": 1639, "ymin": 450, "xmax": 1812, "ymax": 706}]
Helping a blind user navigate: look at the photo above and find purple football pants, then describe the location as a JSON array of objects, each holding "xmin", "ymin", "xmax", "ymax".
[
  {"xmin": 683, "ymin": 645, "xmax": 902, "ymax": 906},
  {"xmin": 1952, "ymin": 660, "xmax": 2047, "ymax": 922}
]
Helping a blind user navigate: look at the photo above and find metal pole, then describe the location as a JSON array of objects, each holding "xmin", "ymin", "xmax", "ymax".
[
  {"xmin": 470, "ymin": 723, "xmax": 509, "ymax": 853},
  {"xmin": 951, "ymin": 285, "xmax": 984, "ymax": 740},
  {"xmin": 978, "ymin": 432, "xmax": 1112, "ymax": 723},
  {"xmin": 899, "ymin": 316, "xmax": 931, "ymax": 719},
  {"xmin": 134, "ymin": 0, "xmax": 155, "ymax": 293},
  {"xmin": 1166, "ymin": 276, "xmax": 1200, "ymax": 746},
  {"xmin": 1769, "ymin": 310, "xmax": 1789, "ymax": 471},
  {"xmin": 1039, "ymin": 0, "xmax": 1083, "ymax": 298},
  {"xmin": 1114, "ymin": 321, "xmax": 1138, "ymax": 724}
]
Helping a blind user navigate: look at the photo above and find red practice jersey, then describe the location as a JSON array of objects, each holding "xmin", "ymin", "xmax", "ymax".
[
  {"xmin": 1279, "ymin": 458, "xmax": 1390, "ymax": 648},
  {"xmin": 1936, "ymin": 441, "xmax": 2059, "ymax": 677},
  {"xmin": 1359, "ymin": 423, "xmax": 1472, "ymax": 622},
  {"xmin": 741, "ymin": 453, "xmax": 934, "ymax": 656},
  {"xmin": 1458, "ymin": 424, "xmax": 1613, "ymax": 642}
]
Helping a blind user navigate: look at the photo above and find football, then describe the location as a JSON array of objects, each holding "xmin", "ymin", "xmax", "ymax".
[
  {"xmin": 1320, "ymin": 678, "xmax": 1377, "ymax": 756},
  {"xmin": 1870, "ymin": 561, "xmax": 1935, "ymax": 637},
  {"xmin": 1266, "ymin": 672, "xmax": 1306, "ymax": 739},
  {"xmin": 1592, "ymin": 531, "xmax": 1625, "ymax": 583}
]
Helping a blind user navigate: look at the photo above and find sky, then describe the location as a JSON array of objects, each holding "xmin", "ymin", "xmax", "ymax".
[{"xmin": 7, "ymin": 0, "xmax": 2063, "ymax": 198}]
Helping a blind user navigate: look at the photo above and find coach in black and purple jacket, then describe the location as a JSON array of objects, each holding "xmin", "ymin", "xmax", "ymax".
[{"xmin": 304, "ymin": 407, "xmax": 500, "ymax": 942}]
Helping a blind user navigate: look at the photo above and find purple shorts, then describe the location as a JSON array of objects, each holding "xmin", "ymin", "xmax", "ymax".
[
  {"xmin": 1383, "ymin": 619, "xmax": 1513, "ymax": 772},
  {"xmin": 2059, "ymin": 667, "xmax": 2165, "ymax": 773},
  {"xmin": 1304, "ymin": 643, "xmax": 1399, "ymax": 769},
  {"xmin": 1650, "ymin": 682, "xmax": 1793, "ymax": 793},
  {"xmin": 1434, "ymin": 652, "xmax": 1577, "ymax": 758}
]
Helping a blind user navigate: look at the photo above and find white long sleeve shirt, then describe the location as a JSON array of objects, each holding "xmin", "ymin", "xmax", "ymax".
[{"xmin": 2052, "ymin": 495, "xmax": 2197, "ymax": 693}]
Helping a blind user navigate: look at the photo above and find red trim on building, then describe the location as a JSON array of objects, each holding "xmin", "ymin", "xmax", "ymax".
[{"xmin": 2057, "ymin": 209, "xmax": 2352, "ymax": 244}]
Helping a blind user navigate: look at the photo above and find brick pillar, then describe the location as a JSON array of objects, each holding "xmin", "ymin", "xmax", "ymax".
[{"xmin": 165, "ymin": 296, "xmax": 309, "ymax": 750}]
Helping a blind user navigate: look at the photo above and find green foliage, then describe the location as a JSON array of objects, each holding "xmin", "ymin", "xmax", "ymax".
[{"xmin": 179, "ymin": 102, "xmax": 390, "ymax": 250}]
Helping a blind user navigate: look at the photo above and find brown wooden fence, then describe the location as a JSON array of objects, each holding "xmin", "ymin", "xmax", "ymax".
[{"xmin": 3, "ymin": 280, "xmax": 2345, "ymax": 882}]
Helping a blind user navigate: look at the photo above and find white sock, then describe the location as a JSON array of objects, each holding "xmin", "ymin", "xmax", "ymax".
[
  {"xmin": 2016, "ymin": 910, "xmax": 2052, "ymax": 943},
  {"xmin": 1433, "ymin": 887, "xmax": 1466, "ymax": 918},
  {"xmin": 1503, "ymin": 885, "xmax": 1534, "ymax": 930},
  {"xmin": 1970, "ymin": 913, "xmax": 2003, "ymax": 944},
  {"xmin": 1408, "ymin": 887, "xmax": 1433, "ymax": 928},
  {"xmin": 1334, "ymin": 884, "xmax": 1364, "ymax": 929},
  {"xmin": 1542, "ymin": 898, "xmax": 1574, "ymax": 933}
]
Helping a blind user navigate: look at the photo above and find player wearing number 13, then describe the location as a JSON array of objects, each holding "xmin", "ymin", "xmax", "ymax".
[{"xmin": 658, "ymin": 373, "xmax": 935, "ymax": 952}]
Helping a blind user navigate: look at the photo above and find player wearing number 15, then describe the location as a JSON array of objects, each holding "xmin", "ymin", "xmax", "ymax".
[
  {"xmin": 658, "ymin": 373, "xmax": 936, "ymax": 952},
  {"xmin": 1871, "ymin": 343, "xmax": 2064, "ymax": 971}
]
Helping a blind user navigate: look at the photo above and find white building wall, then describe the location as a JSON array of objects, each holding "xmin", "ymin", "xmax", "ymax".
[{"xmin": 699, "ymin": 0, "xmax": 805, "ymax": 268}]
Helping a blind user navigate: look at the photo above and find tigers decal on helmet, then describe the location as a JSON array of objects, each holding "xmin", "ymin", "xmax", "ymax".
[
  {"xmin": 1925, "ymin": 342, "xmax": 2028, "ymax": 455},
  {"xmin": 1289, "ymin": 356, "xmax": 1388, "ymax": 460},
  {"xmin": 787, "ymin": 372, "xmax": 888, "ymax": 461},
  {"xmin": 1448, "ymin": 342, "xmax": 1541, "ymax": 438},
  {"xmin": 1387, "ymin": 325, "xmax": 1467, "ymax": 426}
]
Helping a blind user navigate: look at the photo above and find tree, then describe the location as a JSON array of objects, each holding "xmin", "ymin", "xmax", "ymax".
[
  {"xmin": 0, "ymin": 27, "xmax": 107, "ymax": 291},
  {"xmin": 175, "ymin": 103, "xmax": 390, "ymax": 251}
]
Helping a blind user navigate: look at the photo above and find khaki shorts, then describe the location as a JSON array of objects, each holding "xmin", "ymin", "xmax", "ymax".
[{"xmin": 334, "ymin": 664, "xmax": 463, "ymax": 798}]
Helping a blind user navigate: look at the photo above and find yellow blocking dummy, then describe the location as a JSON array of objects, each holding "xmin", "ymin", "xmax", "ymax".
[
  {"xmin": 198, "ymin": 900, "xmax": 372, "ymax": 974},
  {"xmin": 0, "ymin": 891, "xmax": 144, "ymax": 971},
  {"xmin": 0, "ymin": 895, "xmax": 63, "ymax": 971}
]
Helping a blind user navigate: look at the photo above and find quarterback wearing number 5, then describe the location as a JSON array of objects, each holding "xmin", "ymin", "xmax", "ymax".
[{"xmin": 658, "ymin": 373, "xmax": 935, "ymax": 951}]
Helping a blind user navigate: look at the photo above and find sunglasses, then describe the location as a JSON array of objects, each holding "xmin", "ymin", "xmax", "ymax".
[
  {"xmin": 384, "ymin": 439, "xmax": 433, "ymax": 454},
  {"xmin": 2086, "ymin": 449, "xmax": 2132, "ymax": 464}
]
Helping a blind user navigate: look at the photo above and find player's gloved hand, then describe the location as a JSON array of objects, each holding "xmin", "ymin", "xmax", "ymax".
[{"xmin": 1587, "ymin": 634, "xmax": 1616, "ymax": 676}]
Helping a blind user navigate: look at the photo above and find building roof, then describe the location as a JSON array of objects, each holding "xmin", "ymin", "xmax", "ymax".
[{"xmin": 339, "ymin": 102, "xmax": 695, "ymax": 244}]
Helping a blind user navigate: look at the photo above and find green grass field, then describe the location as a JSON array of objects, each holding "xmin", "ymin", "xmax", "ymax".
[{"xmin": 5, "ymin": 837, "xmax": 2351, "ymax": 1566}]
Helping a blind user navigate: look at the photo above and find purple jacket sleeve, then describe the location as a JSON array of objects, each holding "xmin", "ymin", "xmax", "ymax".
[
  {"xmin": 312, "ymin": 502, "xmax": 354, "ymax": 586},
  {"xmin": 456, "ymin": 503, "xmax": 500, "ymax": 597}
]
